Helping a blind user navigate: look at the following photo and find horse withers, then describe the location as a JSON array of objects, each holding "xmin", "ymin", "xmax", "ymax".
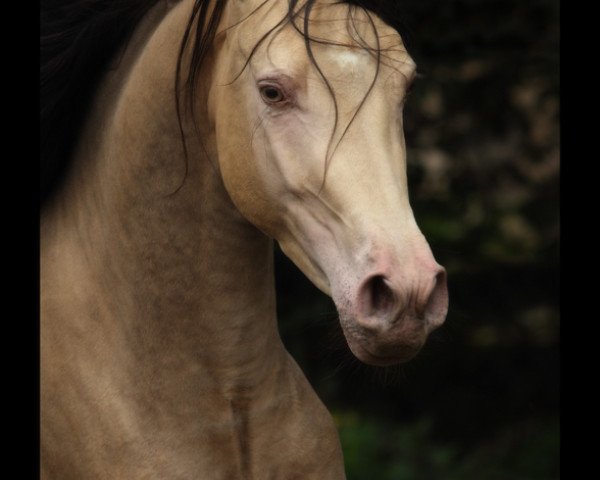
[{"xmin": 41, "ymin": 0, "xmax": 448, "ymax": 478}]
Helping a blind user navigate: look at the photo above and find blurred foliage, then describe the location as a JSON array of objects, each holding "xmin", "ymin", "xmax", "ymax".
[
  {"xmin": 275, "ymin": 0, "xmax": 559, "ymax": 478},
  {"xmin": 335, "ymin": 411, "xmax": 558, "ymax": 480}
]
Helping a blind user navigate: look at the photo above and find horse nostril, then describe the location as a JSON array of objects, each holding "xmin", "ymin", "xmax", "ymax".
[
  {"xmin": 365, "ymin": 275, "xmax": 395, "ymax": 317},
  {"xmin": 356, "ymin": 268, "xmax": 447, "ymax": 331},
  {"xmin": 421, "ymin": 269, "xmax": 448, "ymax": 327}
]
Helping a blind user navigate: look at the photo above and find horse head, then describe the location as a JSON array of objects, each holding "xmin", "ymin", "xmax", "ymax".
[{"xmin": 204, "ymin": 0, "xmax": 448, "ymax": 366}]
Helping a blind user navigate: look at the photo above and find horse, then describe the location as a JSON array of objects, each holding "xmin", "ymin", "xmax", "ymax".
[{"xmin": 40, "ymin": 0, "xmax": 448, "ymax": 477}]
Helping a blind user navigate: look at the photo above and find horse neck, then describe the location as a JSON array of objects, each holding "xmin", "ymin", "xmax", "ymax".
[{"xmin": 41, "ymin": 0, "xmax": 284, "ymax": 400}]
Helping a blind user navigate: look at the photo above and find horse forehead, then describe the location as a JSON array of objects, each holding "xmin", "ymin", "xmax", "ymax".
[
  {"xmin": 331, "ymin": 49, "xmax": 371, "ymax": 71},
  {"xmin": 308, "ymin": 1, "xmax": 406, "ymax": 47},
  {"xmin": 315, "ymin": 48, "xmax": 374, "ymax": 85},
  {"xmin": 324, "ymin": 45, "xmax": 413, "ymax": 68},
  {"xmin": 238, "ymin": 1, "xmax": 416, "ymax": 84},
  {"xmin": 299, "ymin": 5, "xmax": 415, "ymax": 75}
]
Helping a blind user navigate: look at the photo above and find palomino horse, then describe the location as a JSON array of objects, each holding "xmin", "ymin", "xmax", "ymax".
[{"xmin": 41, "ymin": 0, "xmax": 448, "ymax": 477}]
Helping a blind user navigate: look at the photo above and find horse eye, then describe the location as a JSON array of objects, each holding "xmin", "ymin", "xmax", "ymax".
[{"xmin": 259, "ymin": 86, "xmax": 284, "ymax": 104}]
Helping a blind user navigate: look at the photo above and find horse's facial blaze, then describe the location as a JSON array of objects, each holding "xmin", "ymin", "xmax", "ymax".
[{"xmin": 211, "ymin": 0, "xmax": 448, "ymax": 366}]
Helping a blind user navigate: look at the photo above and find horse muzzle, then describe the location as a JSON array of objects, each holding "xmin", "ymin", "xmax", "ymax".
[{"xmin": 334, "ymin": 253, "xmax": 448, "ymax": 366}]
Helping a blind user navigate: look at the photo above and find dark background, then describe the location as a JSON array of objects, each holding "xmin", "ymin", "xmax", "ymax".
[{"xmin": 275, "ymin": 0, "xmax": 559, "ymax": 478}]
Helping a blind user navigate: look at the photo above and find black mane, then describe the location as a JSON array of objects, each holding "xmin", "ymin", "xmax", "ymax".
[
  {"xmin": 41, "ymin": 0, "xmax": 165, "ymax": 205},
  {"xmin": 41, "ymin": 0, "xmax": 410, "ymax": 206}
]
